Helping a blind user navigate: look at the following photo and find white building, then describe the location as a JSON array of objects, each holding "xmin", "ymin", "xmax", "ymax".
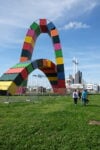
[{"xmin": 85, "ymin": 83, "xmax": 99, "ymax": 92}]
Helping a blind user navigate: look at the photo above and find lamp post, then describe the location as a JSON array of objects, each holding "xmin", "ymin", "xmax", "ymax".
[
  {"xmin": 72, "ymin": 57, "xmax": 79, "ymax": 79},
  {"xmin": 33, "ymin": 74, "xmax": 45, "ymax": 95}
]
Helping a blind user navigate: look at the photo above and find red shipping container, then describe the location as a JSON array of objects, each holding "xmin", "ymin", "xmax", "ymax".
[
  {"xmin": 53, "ymin": 86, "xmax": 59, "ymax": 94},
  {"xmin": 5, "ymin": 68, "xmax": 25, "ymax": 74},
  {"xmin": 58, "ymin": 79, "xmax": 66, "ymax": 88},
  {"xmin": 41, "ymin": 68, "xmax": 56, "ymax": 74},
  {"xmin": 40, "ymin": 19, "xmax": 48, "ymax": 33},
  {"xmin": 22, "ymin": 42, "xmax": 33, "ymax": 53},
  {"xmin": 21, "ymin": 68, "xmax": 28, "ymax": 79},
  {"xmin": 57, "ymin": 88, "xmax": 66, "ymax": 95},
  {"xmin": 51, "ymin": 63, "xmax": 56, "ymax": 70},
  {"xmin": 52, "ymin": 84, "xmax": 58, "ymax": 88}
]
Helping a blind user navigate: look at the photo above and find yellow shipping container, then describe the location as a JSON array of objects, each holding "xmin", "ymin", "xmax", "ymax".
[
  {"xmin": 48, "ymin": 77, "xmax": 58, "ymax": 81},
  {"xmin": 25, "ymin": 36, "xmax": 34, "ymax": 46},
  {"xmin": 0, "ymin": 81, "xmax": 17, "ymax": 95},
  {"xmin": 8, "ymin": 82, "xmax": 18, "ymax": 95},
  {"xmin": 47, "ymin": 60, "xmax": 51, "ymax": 67},
  {"xmin": 56, "ymin": 57, "xmax": 64, "ymax": 65},
  {"xmin": 0, "ymin": 81, "xmax": 12, "ymax": 90}
]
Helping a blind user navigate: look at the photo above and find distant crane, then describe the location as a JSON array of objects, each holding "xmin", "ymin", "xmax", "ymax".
[{"xmin": 72, "ymin": 57, "xmax": 79, "ymax": 78}]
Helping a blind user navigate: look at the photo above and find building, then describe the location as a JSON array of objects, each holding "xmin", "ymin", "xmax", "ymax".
[{"xmin": 74, "ymin": 71, "xmax": 82, "ymax": 84}]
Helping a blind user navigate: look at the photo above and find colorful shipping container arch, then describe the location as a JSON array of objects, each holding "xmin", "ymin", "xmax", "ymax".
[{"xmin": 0, "ymin": 19, "xmax": 66, "ymax": 95}]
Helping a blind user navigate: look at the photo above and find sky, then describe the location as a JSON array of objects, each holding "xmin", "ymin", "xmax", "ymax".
[{"xmin": 0, "ymin": 0, "xmax": 100, "ymax": 87}]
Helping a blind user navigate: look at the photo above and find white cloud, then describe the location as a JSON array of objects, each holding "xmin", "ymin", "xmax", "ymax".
[
  {"xmin": 0, "ymin": 0, "xmax": 99, "ymax": 27},
  {"xmin": 0, "ymin": 0, "xmax": 98, "ymax": 46},
  {"xmin": 0, "ymin": 0, "xmax": 99, "ymax": 43},
  {"xmin": 60, "ymin": 21, "xmax": 90, "ymax": 30},
  {"xmin": 80, "ymin": 64, "xmax": 100, "ymax": 69}
]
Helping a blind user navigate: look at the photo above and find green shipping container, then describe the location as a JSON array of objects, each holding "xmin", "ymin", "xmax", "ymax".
[
  {"xmin": 21, "ymin": 80, "xmax": 27, "ymax": 86},
  {"xmin": 0, "ymin": 73, "xmax": 18, "ymax": 81},
  {"xmin": 0, "ymin": 73, "xmax": 23, "ymax": 86},
  {"xmin": 30, "ymin": 22, "xmax": 41, "ymax": 36},
  {"xmin": 55, "ymin": 50, "xmax": 63, "ymax": 58},
  {"xmin": 13, "ymin": 62, "xmax": 30, "ymax": 68},
  {"xmin": 26, "ymin": 63, "xmax": 33, "ymax": 73}
]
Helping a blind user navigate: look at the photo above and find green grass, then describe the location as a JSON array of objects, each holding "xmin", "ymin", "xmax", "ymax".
[{"xmin": 0, "ymin": 95, "xmax": 100, "ymax": 150}]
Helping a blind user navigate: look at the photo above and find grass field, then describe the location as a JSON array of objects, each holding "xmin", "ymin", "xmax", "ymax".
[{"xmin": 0, "ymin": 94, "xmax": 100, "ymax": 150}]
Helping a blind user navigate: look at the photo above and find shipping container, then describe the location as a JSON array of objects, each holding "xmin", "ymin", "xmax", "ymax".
[
  {"xmin": 36, "ymin": 59, "xmax": 43, "ymax": 68},
  {"xmin": 46, "ymin": 73, "xmax": 57, "ymax": 77},
  {"xmin": 48, "ymin": 77, "xmax": 58, "ymax": 81},
  {"xmin": 21, "ymin": 68, "xmax": 28, "ymax": 79},
  {"xmin": 58, "ymin": 79, "xmax": 66, "ymax": 88},
  {"xmin": 47, "ymin": 22, "xmax": 55, "ymax": 31},
  {"xmin": 52, "ymin": 36, "xmax": 60, "ymax": 43},
  {"xmin": 13, "ymin": 62, "xmax": 30, "ymax": 68},
  {"xmin": 21, "ymin": 50, "xmax": 32, "ymax": 59},
  {"xmin": 56, "ymin": 57, "xmax": 64, "ymax": 65},
  {"xmin": 54, "ymin": 43, "xmax": 62, "ymax": 50},
  {"xmin": 50, "ymin": 80, "xmax": 58, "ymax": 85},
  {"xmin": 40, "ymin": 19, "xmax": 48, "ymax": 33},
  {"xmin": 41, "ymin": 68, "xmax": 56, "ymax": 74},
  {"xmin": 57, "ymin": 72, "xmax": 65, "ymax": 79},
  {"xmin": 5, "ymin": 68, "xmax": 25, "ymax": 74},
  {"xmin": 22, "ymin": 42, "xmax": 33, "ymax": 53},
  {"xmin": 30, "ymin": 22, "xmax": 41, "ymax": 36},
  {"xmin": 32, "ymin": 61, "xmax": 38, "ymax": 69},
  {"xmin": 0, "ymin": 81, "xmax": 17, "ymax": 95},
  {"xmin": 26, "ymin": 63, "xmax": 33, "ymax": 73},
  {"xmin": 50, "ymin": 29, "xmax": 58, "ymax": 37},
  {"xmin": 55, "ymin": 50, "xmax": 63, "ymax": 58},
  {"xmin": 25, "ymin": 36, "xmax": 34, "ymax": 46},
  {"xmin": 26, "ymin": 29, "xmax": 37, "ymax": 40},
  {"xmin": 57, "ymin": 64, "xmax": 64, "ymax": 72},
  {"xmin": 20, "ymin": 56, "xmax": 29, "ymax": 62}
]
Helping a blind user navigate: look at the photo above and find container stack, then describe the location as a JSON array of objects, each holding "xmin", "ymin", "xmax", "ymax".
[
  {"xmin": 0, "ymin": 62, "xmax": 33, "ymax": 95},
  {"xmin": 0, "ymin": 19, "xmax": 66, "ymax": 95},
  {"xmin": 32, "ymin": 59, "xmax": 58, "ymax": 87},
  {"xmin": 20, "ymin": 23, "xmax": 40, "ymax": 62},
  {"xmin": 49, "ymin": 26, "xmax": 66, "ymax": 92}
]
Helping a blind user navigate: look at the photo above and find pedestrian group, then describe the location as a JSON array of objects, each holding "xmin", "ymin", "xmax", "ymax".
[{"xmin": 72, "ymin": 89, "xmax": 88, "ymax": 106}]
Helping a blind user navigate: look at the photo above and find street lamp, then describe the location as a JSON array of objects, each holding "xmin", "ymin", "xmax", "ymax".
[{"xmin": 32, "ymin": 74, "xmax": 46, "ymax": 94}]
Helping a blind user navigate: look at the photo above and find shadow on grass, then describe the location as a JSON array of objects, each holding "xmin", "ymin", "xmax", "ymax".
[{"xmin": 87, "ymin": 104, "xmax": 100, "ymax": 108}]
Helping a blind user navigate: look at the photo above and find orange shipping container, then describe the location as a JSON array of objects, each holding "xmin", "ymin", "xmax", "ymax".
[
  {"xmin": 50, "ymin": 29, "xmax": 58, "ymax": 37},
  {"xmin": 20, "ymin": 56, "xmax": 29, "ymax": 62}
]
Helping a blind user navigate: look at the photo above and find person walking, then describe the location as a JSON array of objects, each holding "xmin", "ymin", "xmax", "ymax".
[
  {"xmin": 81, "ymin": 89, "xmax": 88, "ymax": 106},
  {"xmin": 78, "ymin": 90, "xmax": 82, "ymax": 100},
  {"xmin": 72, "ymin": 89, "xmax": 78, "ymax": 105}
]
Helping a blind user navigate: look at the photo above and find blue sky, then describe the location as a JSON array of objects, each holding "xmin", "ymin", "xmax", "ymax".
[{"xmin": 0, "ymin": 0, "xmax": 100, "ymax": 87}]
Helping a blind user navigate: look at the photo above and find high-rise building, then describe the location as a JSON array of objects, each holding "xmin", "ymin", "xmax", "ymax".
[
  {"xmin": 69, "ymin": 74, "xmax": 74, "ymax": 84},
  {"xmin": 74, "ymin": 71, "xmax": 82, "ymax": 84}
]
